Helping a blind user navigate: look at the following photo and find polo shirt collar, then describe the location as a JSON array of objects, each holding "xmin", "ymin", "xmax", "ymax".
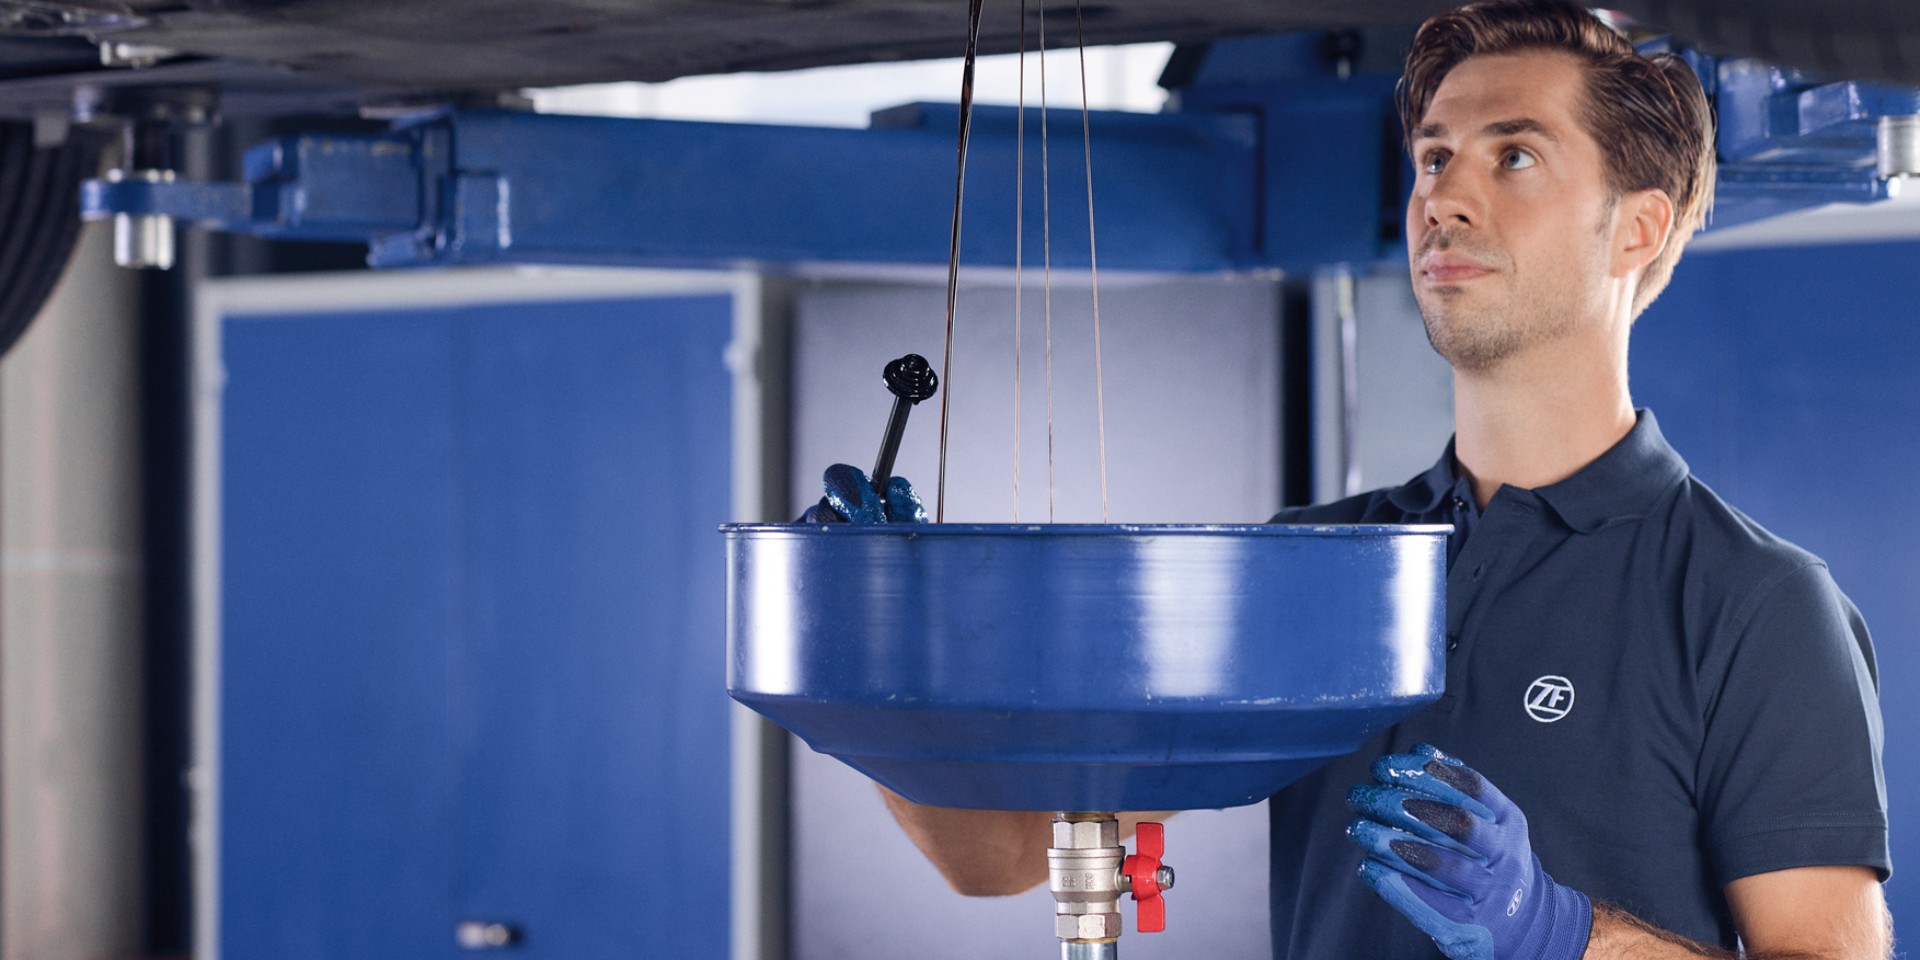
[
  {"xmin": 1387, "ymin": 439, "xmax": 1462, "ymax": 515},
  {"xmin": 1387, "ymin": 409, "xmax": 1689, "ymax": 532},
  {"xmin": 1532, "ymin": 409, "xmax": 1689, "ymax": 533}
]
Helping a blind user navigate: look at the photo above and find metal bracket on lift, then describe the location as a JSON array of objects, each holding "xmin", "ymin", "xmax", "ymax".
[{"xmin": 1645, "ymin": 39, "xmax": 1920, "ymax": 229}]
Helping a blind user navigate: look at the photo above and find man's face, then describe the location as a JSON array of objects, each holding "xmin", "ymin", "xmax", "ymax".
[{"xmin": 1405, "ymin": 50, "xmax": 1620, "ymax": 374}]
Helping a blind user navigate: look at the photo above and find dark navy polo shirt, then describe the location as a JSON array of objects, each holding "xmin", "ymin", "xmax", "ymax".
[{"xmin": 1265, "ymin": 410, "xmax": 1889, "ymax": 958}]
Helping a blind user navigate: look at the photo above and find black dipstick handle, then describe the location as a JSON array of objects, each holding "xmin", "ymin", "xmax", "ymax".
[{"xmin": 871, "ymin": 354, "xmax": 939, "ymax": 491}]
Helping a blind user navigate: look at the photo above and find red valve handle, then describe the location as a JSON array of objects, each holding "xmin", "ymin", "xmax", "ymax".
[{"xmin": 1121, "ymin": 821, "xmax": 1167, "ymax": 933}]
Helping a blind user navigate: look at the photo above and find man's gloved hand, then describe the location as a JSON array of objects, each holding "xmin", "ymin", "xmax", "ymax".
[
  {"xmin": 1347, "ymin": 743, "xmax": 1593, "ymax": 960},
  {"xmin": 798, "ymin": 464, "xmax": 927, "ymax": 524}
]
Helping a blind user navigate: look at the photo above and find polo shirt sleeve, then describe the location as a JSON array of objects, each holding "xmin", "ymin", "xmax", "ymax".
[{"xmin": 1695, "ymin": 561, "xmax": 1890, "ymax": 884}]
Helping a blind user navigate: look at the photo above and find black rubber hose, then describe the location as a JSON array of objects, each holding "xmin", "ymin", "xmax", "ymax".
[{"xmin": 0, "ymin": 122, "xmax": 107, "ymax": 359}]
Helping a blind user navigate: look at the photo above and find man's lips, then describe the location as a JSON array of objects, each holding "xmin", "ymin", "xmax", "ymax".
[{"xmin": 1421, "ymin": 257, "xmax": 1494, "ymax": 283}]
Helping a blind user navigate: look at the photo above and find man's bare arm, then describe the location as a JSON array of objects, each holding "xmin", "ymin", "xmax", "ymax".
[
  {"xmin": 878, "ymin": 787, "xmax": 1053, "ymax": 895},
  {"xmin": 878, "ymin": 787, "xmax": 1178, "ymax": 897},
  {"xmin": 1584, "ymin": 866, "xmax": 1891, "ymax": 960}
]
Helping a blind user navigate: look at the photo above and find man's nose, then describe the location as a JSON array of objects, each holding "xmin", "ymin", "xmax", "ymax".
[{"xmin": 1421, "ymin": 168, "xmax": 1480, "ymax": 229}]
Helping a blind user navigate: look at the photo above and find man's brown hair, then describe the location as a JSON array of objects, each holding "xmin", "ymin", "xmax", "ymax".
[{"xmin": 1399, "ymin": 0, "xmax": 1716, "ymax": 317}]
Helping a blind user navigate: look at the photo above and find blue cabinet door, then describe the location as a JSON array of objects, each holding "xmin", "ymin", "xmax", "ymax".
[{"xmin": 220, "ymin": 290, "xmax": 735, "ymax": 960}]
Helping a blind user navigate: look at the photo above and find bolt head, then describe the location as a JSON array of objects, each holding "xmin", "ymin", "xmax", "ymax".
[
  {"xmin": 1052, "ymin": 819, "xmax": 1118, "ymax": 849},
  {"xmin": 1056, "ymin": 913, "xmax": 1122, "ymax": 940}
]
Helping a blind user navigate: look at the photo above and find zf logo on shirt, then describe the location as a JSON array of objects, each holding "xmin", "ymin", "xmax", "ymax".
[{"xmin": 1524, "ymin": 675, "xmax": 1576, "ymax": 723}]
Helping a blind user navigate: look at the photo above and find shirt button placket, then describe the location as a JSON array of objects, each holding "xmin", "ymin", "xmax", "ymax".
[{"xmin": 1446, "ymin": 495, "xmax": 1505, "ymax": 665}]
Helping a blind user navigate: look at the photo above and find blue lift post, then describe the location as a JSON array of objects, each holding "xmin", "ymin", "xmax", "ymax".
[{"xmin": 79, "ymin": 35, "xmax": 1920, "ymax": 276}]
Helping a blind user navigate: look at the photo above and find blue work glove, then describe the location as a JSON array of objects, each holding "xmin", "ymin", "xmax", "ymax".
[
  {"xmin": 797, "ymin": 464, "xmax": 926, "ymax": 524},
  {"xmin": 1347, "ymin": 743, "xmax": 1592, "ymax": 960}
]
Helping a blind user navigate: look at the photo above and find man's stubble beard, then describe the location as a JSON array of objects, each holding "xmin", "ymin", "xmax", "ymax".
[
  {"xmin": 1413, "ymin": 208, "xmax": 1610, "ymax": 376},
  {"xmin": 1416, "ymin": 278, "xmax": 1581, "ymax": 377}
]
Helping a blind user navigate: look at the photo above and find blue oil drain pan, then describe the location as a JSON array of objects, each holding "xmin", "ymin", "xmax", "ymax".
[{"xmin": 723, "ymin": 523, "xmax": 1448, "ymax": 811}]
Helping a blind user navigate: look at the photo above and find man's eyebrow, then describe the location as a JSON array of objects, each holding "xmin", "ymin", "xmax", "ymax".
[
  {"xmin": 1482, "ymin": 117, "xmax": 1559, "ymax": 142},
  {"xmin": 1410, "ymin": 118, "xmax": 1561, "ymax": 143}
]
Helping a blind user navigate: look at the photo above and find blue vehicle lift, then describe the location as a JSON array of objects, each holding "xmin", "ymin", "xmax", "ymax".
[{"xmin": 81, "ymin": 34, "xmax": 1920, "ymax": 274}]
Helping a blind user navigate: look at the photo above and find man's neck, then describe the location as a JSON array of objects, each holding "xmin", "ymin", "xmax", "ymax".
[{"xmin": 1451, "ymin": 333, "xmax": 1635, "ymax": 508}]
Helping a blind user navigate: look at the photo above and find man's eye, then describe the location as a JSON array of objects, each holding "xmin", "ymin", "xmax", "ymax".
[
  {"xmin": 1422, "ymin": 151, "xmax": 1449, "ymax": 174},
  {"xmin": 1502, "ymin": 149, "xmax": 1536, "ymax": 170}
]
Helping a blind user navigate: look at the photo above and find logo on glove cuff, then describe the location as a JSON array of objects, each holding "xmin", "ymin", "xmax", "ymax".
[
  {"xmin": 1507, "ymin": 887, "xmax": 1524, "ymax": 916},
  {"xmin": 1524, "ymin": 675, "xmax": 1575, "ymax": 722}
]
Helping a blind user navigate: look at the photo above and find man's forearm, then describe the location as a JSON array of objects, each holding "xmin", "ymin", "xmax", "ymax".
[
  {"xmin": 877, "ymin": 786, "xmax": 1052, "ymax": 896},
  {"xmin": 1586, "ymin": 901, "xmax": 1889, "ymax": 960},
  {"xmin": 1586, "ymin": 902, "xmax": 1750, "ymax": 960}
]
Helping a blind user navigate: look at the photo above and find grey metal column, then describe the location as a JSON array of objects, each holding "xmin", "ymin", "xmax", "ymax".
[
  {"xmin": 731, "ymin": 279, "xmax": 794, "ymax": 960},
  {"xmin": 1, "ymin": 221, "xmax": 147, "ymax": 959},
  {"xmin": 1311, "ymin": 267, "xmax": 1363, "ymax": 502}
]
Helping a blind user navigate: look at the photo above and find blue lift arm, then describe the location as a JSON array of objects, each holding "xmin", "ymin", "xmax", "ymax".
[
  {"xmin": 79, "ymin": 35, "xmax": 1920, "ymax": 274},
  {"xmin": 85, "ymin": 105, "xmax": 1267, "ymax": 272}
]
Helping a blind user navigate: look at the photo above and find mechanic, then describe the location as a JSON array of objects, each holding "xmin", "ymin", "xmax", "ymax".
[{"xmin": 806, "ymin": 1, "xmax": 1893, "ymax": 957}]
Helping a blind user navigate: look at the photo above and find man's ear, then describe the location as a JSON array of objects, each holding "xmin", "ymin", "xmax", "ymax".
[{"xmin": 1612, "ymin": 188, "xmax": 1675, "ymax": 279}]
